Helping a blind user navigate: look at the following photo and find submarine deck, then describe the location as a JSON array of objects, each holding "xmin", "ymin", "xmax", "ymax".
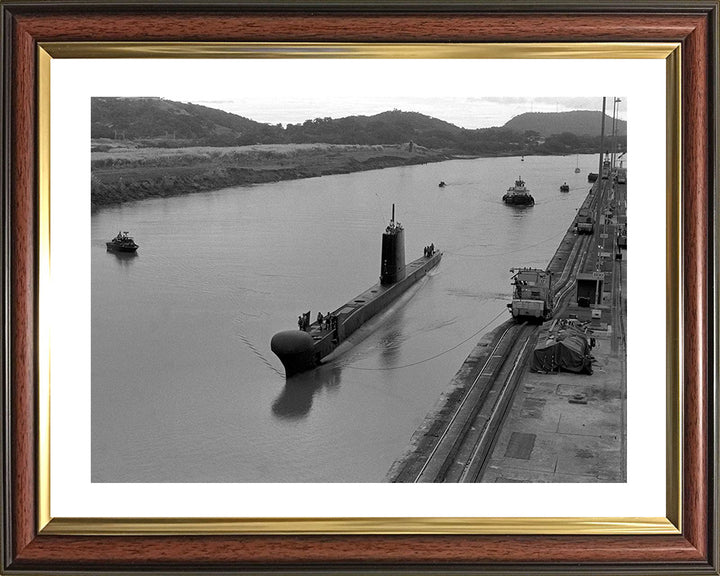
[{"xmin": 304, "ymin": 251, "xmax": 443, "ymax": 360}]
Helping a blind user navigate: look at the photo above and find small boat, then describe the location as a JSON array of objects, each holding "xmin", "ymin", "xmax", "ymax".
[
  {"xmin": 574, "ymin": 154, "xmax": 581, "ymax": 173},
  {"xmin": 560, "ymin": 182, "xmax": 570, "ymax": 193},
  {"xmin": 502, "ymin": 177, "xmax": 535, "ymax": 206},
  {"xmin": 588, "ymin": 172, "xmax": 599, "ymax": 182},
  {"xmin": 438, "ymin": 181, "xmax": 447, "ymax": 188},
  {"xmin": 106, "ymin": 231, "xmax": 139, "ymax": 253},
  {"xmin": 521, "ymin": 155, "xmax": 525, "ymax": 162}
]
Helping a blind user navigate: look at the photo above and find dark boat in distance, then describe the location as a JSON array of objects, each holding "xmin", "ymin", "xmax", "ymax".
[
  {"xmin": 560, "ymin": 182, "xmax": 570, "ymax": 193},
  {"xmin": 502, "ymin": 177, "xmax": 535, "ymax": 206},
  {"xmin": 271, "ymin": 205, "xmax": 442, "ymax": 377},
  {"xmin": 438, "ymin": 181, "xmax": 447, "ymax": 188},
  {"xmin": 106, "ymin": 231, "xmax": 139, "ymax": 252}
]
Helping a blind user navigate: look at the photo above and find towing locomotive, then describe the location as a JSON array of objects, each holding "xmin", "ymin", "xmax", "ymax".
[
  {"xmin": 507, "ymin": 268, "xmax": 554, "ymax": 322},
  {"xmin": 575, "ymin": 208, "xmax": 595, "ymax": 235}
]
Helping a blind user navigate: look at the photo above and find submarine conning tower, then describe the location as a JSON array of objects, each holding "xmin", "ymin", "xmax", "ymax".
[{"xmin": 380, "ymin": 204, "xmax": 406, "ymax": 285}]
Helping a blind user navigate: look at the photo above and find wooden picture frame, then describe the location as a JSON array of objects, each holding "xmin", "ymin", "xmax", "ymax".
[{"xmin": 1, "ymin": 1, "xmax": 717, "ymax": 573}]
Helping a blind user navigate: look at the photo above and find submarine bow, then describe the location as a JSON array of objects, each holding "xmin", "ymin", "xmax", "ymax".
[{"xmin": 271, "ymin": 331, "xmax": 317, "ymax": 377}]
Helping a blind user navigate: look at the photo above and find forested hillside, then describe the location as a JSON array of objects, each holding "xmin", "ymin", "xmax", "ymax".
[{"xmin": 92, "ymin": 97, "xmax": 626, "ymax": 155}]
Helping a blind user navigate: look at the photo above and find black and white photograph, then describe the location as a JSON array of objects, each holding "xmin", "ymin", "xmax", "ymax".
[{"xmin": 90, "ymin": 91, "xmax": 628, "ymax": 484}]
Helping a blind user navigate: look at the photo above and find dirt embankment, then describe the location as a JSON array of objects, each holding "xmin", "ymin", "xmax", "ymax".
[{"xmin": 90, "ymin": 142, "xmax": 453, "ymax": 209}]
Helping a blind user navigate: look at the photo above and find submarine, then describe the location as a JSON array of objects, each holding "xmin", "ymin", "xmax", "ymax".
[{"xmin": 271, "ymin": 205, "xmax": 442, "ymax": 377}]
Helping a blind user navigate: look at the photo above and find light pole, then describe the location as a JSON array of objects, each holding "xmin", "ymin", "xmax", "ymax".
[
  {"xmin": 611, "ymin": 98, "xmax": 621, "ymax": 172},
  {"xmin": 597, "ymin": 97, "xmax": 606, "ymax": 184}
]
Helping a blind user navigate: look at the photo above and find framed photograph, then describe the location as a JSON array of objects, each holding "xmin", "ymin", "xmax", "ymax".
[{"xmin": 1, "ymin": 1, "xmax": 717, "ymax": 574}]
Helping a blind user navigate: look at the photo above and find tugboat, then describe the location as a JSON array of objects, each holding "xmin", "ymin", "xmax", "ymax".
[
  {"xmin": 502, "ymin": 177, "xmax": 535, "ymax": 206},
  {"xmin": 106, "ymin": 231, "xmax": 139, "ymax": 253},
  {"xmin": 560, "ymin": 182, "xmax": 570, "ymax": 193},
  {"xmin": 270, "ymin": 205, "xmax": 442, "ymax": 377}
]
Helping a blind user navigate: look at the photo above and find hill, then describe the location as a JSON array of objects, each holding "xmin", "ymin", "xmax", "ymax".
[
  {"xmin": 282, "ymin": 110, "xmax": 463, "ymax": 146},
  {"xmin": 91, "ymin": 97, "xmax": 283, "ymax": 146},
  {"xmin": 503, "ymin": 110, "xmax": 627, "ymax": 138},
  {"xmin": 91, "ymin": 98, "xmax": 466, "ymax": 148}
]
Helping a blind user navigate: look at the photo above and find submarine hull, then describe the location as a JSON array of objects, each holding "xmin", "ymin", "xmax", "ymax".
[{"xmin": 272, "ymin": 250, "xmax": 442, "ymax": 378}]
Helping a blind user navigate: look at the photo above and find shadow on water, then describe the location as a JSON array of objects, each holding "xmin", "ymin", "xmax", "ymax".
[
  {"xmin": 271, "ymin": 364, "xmax": 343, "ymax": 420},
  {"xmin": 108, "ymin": 251, "xmax": 139, "ymax": 265}
]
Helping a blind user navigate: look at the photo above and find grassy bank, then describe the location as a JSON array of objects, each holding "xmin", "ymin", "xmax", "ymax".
[{"xmin": 91, "ymin": 142, "xmax": 453, "ymax": 209}]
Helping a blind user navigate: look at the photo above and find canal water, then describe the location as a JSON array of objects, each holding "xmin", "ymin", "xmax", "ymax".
[{"xmin": 92, "ymin": 154, "xmax": 595, "ymax": 482}]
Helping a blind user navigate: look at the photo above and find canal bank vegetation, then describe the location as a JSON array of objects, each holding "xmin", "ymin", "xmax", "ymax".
[
  {"xmin": 90, "ymin": 142, "xmax": 452, "ymax": 208},
  {"xmin": 91, "ymin": 97, "xmax": 627, "ymax": 208}
]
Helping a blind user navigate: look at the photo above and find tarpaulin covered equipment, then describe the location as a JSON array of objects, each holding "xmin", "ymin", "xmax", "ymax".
[{"xmin": 531, "ymin": 332, "xmax": 593, "ymax": 374}]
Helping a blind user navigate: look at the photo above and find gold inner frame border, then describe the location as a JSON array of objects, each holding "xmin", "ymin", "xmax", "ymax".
[{"xmin": 36, "ymin": 41, "xmax": 681, "ymax": 536}]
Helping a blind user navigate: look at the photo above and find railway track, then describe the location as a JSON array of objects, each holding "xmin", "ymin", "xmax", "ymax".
[
  {"xmin": 552, "ymin": 178, "xmax": 611, "ymax": 310},
  {"xmin": 411, "ymin": 322, "xmax": 537, "ymax": 483},
  {"xmin": 552, "ymin": 232, "xmax": 592, "ymax": 311},
  {"xmin": 412, "ymin": 324, "xmax": 525, "ymax": 482},
  {"xmin": 546, "ymin": 184, "xmax": 611, "ymax": 343},
  {"xmin": 448, "ymin": 324, "xmax": 538, "ymax": 482}
]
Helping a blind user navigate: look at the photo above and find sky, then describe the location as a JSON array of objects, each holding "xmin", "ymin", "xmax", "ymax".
[{"xmin": 185, "ymin": 96, "xmax": 628, "ymax": 130}]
